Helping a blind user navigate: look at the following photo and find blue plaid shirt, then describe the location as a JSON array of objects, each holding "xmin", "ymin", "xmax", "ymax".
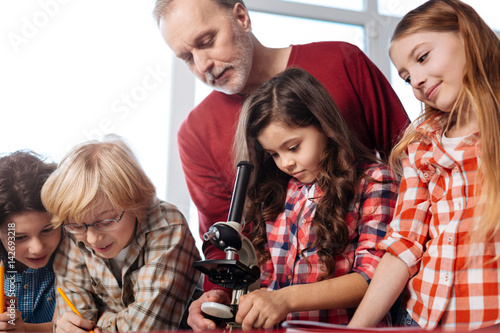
[{"xmin": 3, "ymin": 254, "xmax": 55, "ymax": 323}]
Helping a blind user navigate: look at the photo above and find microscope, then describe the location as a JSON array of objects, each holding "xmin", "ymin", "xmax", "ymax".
[{"xmin": 193, "ymin": 161, "xmax": 261, "ymax": 327}]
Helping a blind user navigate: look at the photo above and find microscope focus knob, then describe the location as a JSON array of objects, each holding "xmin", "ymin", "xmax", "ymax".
[{"xmin": 204, "ymin": 223, "xmax": 242, "ymax": 251}]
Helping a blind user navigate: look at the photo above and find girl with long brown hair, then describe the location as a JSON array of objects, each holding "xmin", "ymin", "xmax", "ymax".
[{"xmin": 232, "ymin": 67, "xmax": 398, "ymax": 329}]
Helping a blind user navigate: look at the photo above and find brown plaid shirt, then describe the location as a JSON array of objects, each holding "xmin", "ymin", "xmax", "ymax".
[{"xmin": 54, "ymin": 200, "xmax": 201, "ymax": 332}]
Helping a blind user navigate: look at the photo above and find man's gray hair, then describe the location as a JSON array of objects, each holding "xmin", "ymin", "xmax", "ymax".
[{"xmin": 153, "ymin": 0, "xmax": 247, "ymax": 26}]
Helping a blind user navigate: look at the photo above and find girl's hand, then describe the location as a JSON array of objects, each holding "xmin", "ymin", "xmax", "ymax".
[
  {"xmin": 235, "ymin": 289, "xmax": 291, "ymax": 330},
  {"xmin": 55, "ymin": 311, "xmax": 97, "ymax": 333},
  {"xmin": 0, "ymin": 309, "xmax": 25, "ymax": 332}
]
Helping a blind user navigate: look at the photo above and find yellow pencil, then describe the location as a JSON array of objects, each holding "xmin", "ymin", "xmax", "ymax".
[
  {"xmin": 0, "ymin": 261, "xmax": 4, "ymax": 314},
  {"xmin": 57, "ymin": 288, "xmax": 95, "ymax": 333}
]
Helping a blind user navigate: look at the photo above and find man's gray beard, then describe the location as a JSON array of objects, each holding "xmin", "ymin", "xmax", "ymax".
[{"xmin": 208, "ymin": 29, "xmax": 253, "ymax": 95}]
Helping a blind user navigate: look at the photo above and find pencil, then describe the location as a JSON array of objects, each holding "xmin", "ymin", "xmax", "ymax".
[
  {"xmin": 0, "ymin": 261, "xmax": 4, "ymax": 314},
  {"xmin": 57, "ymin": 287, "xmax": 95, "ymax": 333}
]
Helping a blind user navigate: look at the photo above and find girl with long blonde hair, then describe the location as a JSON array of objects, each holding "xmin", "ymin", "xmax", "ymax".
[{"xmin": 349, "ymin": 0, "xmax": 500, "ymax": 330}]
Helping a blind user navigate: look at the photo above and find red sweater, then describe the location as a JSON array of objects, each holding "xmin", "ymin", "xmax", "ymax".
[{"xmin": 177, "ymin": 42, "xmax": 409, "ymax": 289}]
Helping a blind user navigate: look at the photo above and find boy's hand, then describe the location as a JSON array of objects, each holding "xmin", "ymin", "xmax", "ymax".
[
  {"xmin": 55, "ymin": 312, "xmax": 96, "ymax": 333},
  {"xmin": 0, "ymin": 309, "xmax": 25, "ymax": 332}
]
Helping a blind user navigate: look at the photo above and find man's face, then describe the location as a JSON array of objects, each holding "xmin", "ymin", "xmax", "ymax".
[{"xmin": 160, "ymin": 0, "xmax": 253, "ymax": 95}]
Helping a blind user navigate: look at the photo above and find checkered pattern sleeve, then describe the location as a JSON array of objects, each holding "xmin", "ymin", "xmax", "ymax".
[
  {"xmin": 375, "ymin": 123, "xmax": 500, "ymax": 330},
  {"xmin": 351, "ymin": 164, "xmax": 398, "ymax": 282},
  {"xmin": 377, "ymin": 147, "xmax": 431, "ymax": 277}
]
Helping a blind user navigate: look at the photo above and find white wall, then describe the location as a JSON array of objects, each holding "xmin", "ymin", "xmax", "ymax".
[{"xmin": 0, "ymin": 0, "xmax": 172, "ymax": 200}]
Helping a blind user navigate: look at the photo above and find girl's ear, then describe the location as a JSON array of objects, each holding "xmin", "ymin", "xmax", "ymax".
[{"xmin": 232, "ymin": 3, "xmax": 251, "ymax": 33}]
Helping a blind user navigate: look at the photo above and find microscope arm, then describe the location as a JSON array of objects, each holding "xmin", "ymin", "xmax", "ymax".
[{"xmin": 192, "ymin": 161, "xmax": 260, "ymax": 325}]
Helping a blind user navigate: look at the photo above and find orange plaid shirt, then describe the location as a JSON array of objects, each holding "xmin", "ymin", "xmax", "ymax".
[{"xmin": 378, "ymin": 116, "xmax": 500, "ymax": 330}]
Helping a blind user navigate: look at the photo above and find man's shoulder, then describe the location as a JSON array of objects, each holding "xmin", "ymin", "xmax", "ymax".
[
  {"xmin": 294, "ymin": 40, "xmax": 360, "ymax": 50},
  {"xmin": 292, "ymin": 41, "xmax": 362, "ymax": 58},
  {"xmin": 288, "ymin": 41, "xmax": 365, "ymax": 77}
]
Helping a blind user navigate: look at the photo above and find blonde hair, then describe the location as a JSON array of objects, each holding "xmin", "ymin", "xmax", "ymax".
[
  {"xmin": 41, "ymin": 135, "xmax": 156, "ymax": 227},
  {"xmin": 389, "ymin": 0, "xmax": 500, "ymax": 243}
]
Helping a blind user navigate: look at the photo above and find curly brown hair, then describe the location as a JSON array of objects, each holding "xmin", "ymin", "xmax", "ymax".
[{"xmin": 233, "ymin": 67, "xmax": 384, "ymax": 280}]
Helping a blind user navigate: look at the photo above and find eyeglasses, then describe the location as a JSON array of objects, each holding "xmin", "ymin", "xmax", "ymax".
[{"xmin": 63, "ymin": 211, "xmax": 126, "ymax": 234}]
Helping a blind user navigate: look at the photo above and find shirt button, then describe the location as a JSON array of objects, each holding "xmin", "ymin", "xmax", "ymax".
[
  {"xmin": 288, "ymin": 275, "xmax": 292, "ymax": 280},
  {"xmin": 448, "ymin": 236, "xmax": 453, "ymax": 244},
  {"xmin": 47, "ymin": 297, "xmax": 52, "ymax": 301},
  {"xmin": 23, "ymin": 284, "xmax": 29, "ymax": 290}
]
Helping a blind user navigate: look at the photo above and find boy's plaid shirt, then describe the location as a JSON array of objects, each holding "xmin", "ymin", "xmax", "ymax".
[{"xmin": 53, "ymin": 200, "xmax": 201, "ymax": 332}]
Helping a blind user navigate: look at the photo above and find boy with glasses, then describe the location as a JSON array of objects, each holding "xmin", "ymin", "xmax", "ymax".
[{"xmin": 41, "ymin": 135, "xmax": 201, "ymax": 333}]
